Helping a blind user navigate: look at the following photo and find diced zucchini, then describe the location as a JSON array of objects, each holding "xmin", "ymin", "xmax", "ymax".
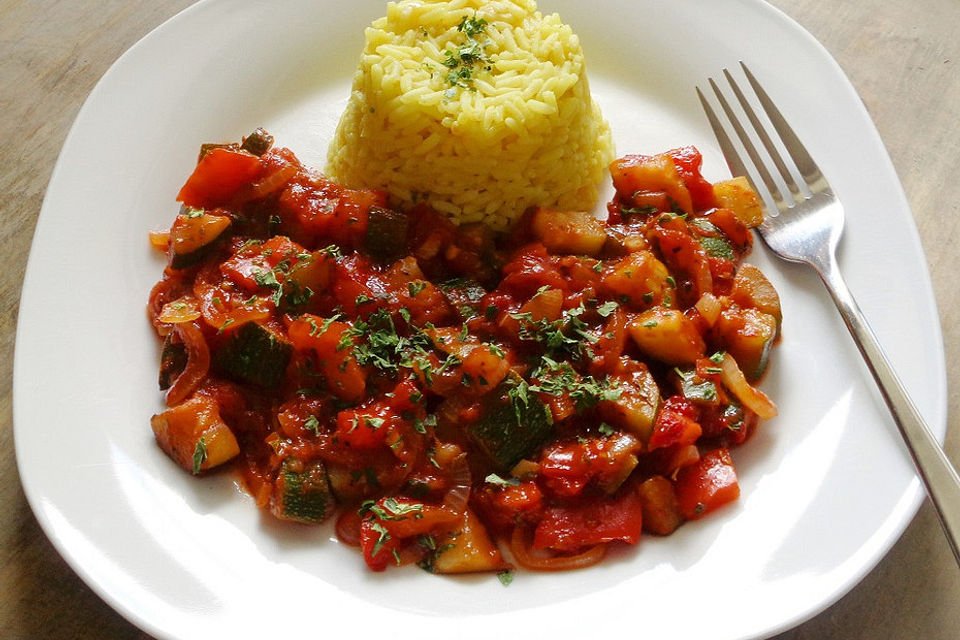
[
  {"xmin": 325, "ymin": 463, "xmax": 378, "ymax": 503},
  {"xmin": 530, "ymin": 208, "xmax": 607, "ymax": 257},
  {"xmin": 365, "ymin": 206, "xmax": 409, "ymax": 263},
  {"xmin": 715, "ymin": 307, "xmax": 777, "ymax": 381},
  {"xmin": 158, "ymin": 334, "xmax": 187, "ymax": 391},
  {"xmin": 713, "ymin": 177, "xmax": 764, "ymax": 227},
  {"xmin": 598, "ymin": 364, "xmax": 661, "ymax": 442},
  {"xmin": 731, "ymin": 264, "xmax": 782, "ymax": 330},
  {"xmin": 150, "ymin": 395, "xmax": 239, "ymax": 474},
  {"xmin": 422, "ymin": 507, "xmax": 510, "ymax": 574},
  {"xmin": 628, "ymin": 307, "xmax": 706, "ymax": 366},
  {"xmin": 169, "ymin": 208, "xmax": 232, "ymax": 269},
  {"xmin": 269, "ymin": 458, "xmax": 334, "ymax": 524},
  {"xmin": 609, "ymin": 153, "xmax": 694, "ymax": 214},
  {"xmin": 468, "ymin": 376, "xmax": 554, "ymax": 473},
  {"xmin": 593, "ymin": 433, "xmax": 641, "ymax": 495},
  {"xmin": 212, "ymin": 321, "xmax": 292, "ymax": 389},
  {"xmin": 637, "ymin": 476, "xmax": 683, "ymax": 535}
]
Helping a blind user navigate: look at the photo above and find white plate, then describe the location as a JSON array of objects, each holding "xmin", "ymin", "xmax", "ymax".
[{"xmin": 15, "ymin": 1, "xmax": 946, "ymax": 639}]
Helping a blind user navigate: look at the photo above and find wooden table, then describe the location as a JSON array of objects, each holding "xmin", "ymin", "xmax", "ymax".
[{"xmin": 1, "ymin": 1, "xmax": 957, "ymax": 638}]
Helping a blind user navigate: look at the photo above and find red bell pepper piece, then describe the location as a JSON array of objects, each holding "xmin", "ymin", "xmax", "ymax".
[
  {"xmin": 532, "ymin": 489, "xmax": 644, "ymax": 552},
  {"xmin": 649, "ymin": 396, "xmax": 702, "ymax": 450},
  {"xmin": 177, "ymin": 147, "xmax": 263, "ymax": 208},
  {"xmin": 674, "ymin": 447, "xmax": 740, "ymax": 520}
]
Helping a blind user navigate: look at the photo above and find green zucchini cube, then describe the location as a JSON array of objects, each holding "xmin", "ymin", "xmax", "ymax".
[
  {"xmin": 468, "ymin": 379, "xmax": 553, "ymax": 473},
  {"xmin": 270, "ymin": 458, "xmax": 334, "ymax": 524},
  {"xmin": 213, "ymin": 321, "xmax": 292, "ymax": 389}
]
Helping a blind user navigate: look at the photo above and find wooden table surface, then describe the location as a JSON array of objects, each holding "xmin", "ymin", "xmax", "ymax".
[{"xmin": 2, "ymin": 1, "xmax": 958, "ymax": 638}]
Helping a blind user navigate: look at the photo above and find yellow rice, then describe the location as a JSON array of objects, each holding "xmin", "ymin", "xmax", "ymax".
[{"xmin": 326, "ymin": 0, "xmax": 614, "ymax": 230}]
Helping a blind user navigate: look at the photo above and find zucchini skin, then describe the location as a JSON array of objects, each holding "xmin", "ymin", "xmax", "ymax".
[
  {"xmin": 364, "ymin": 206, "xmax": 409, "ymax": 263},
  {"xmin": 270, "ymin": 458, "xmax": 335, "ymax": 524},
  {"xmin": 468, "ymin": 379, "xmax": 554, "ymax": 473},
  {"xmin": 240, "ymin": 128, "xmax": 274, "ymax": 156},
  {"xmin": 158, "ymin": 334, "xmax": 187, "ymax": 391},
  {"xmin": 169, "ymin": 208, "xmax": 232, "ymax": 270},
  {"xmin": 170, "ymin": 241, "xmax": 220, "ymax": 270},
  {"xmin": 212, "ymin": 321, "xmax": 292, "ymax": 389}
]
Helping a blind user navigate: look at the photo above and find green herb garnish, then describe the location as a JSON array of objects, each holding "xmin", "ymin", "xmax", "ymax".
[
  {"xmin": 191, "ymin": 437, "xmax": 207, "ymax": 475},
  {"xmin": 441, "ymin": 14, "xmax": 491, "ymax": 93}
]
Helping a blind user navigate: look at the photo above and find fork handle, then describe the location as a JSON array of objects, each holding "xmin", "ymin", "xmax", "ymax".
[{"xmin": 818, "ymin": 261, "xmax": 960, "ymax": 565}]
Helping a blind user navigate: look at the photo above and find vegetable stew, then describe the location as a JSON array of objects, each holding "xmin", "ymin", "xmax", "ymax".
[{"xmin": 148, "ymin": 131, "xmax": 780, "ymax": 575}]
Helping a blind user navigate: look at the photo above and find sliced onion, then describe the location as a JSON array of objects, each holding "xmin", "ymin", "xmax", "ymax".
[
  {"xmin": 695, "ymin": 292, "xmax": 722, "ymax": 327},
  {"xmin": 157, "ymin": 295, "xmax": 202, "ymax": 324},
  {"xmin": 441, "ymin": 452, "xmax": 471, "ymax": 514},
  {"xmin": 509, "ymin": 526, "xmax": 606, "ymax": 571},
  {"xmin": 148, "ymin": 230, "xmax": 170, "ymax": 251},
  {"xmin": 165, "ymin": 320, "xmax": 210, "ymax": 407},
  {"xmin": 718, "ymin": 353, "xmax": 777, "ymax": 420}
]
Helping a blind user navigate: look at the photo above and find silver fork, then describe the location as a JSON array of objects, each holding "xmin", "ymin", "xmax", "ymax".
[{"xmin": 698, "ymin": 63, "xmax": 960, "ymax": 566}]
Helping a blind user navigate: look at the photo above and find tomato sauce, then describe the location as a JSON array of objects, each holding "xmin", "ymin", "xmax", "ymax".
[{"xmin": 148, "ymin": 129, "xmax": 780, "ymax": 575}]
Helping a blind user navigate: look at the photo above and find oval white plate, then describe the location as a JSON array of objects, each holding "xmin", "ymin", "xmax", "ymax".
[{"xmin": 15, "ymin": 1, "xmax": 946, "ymax": 639}]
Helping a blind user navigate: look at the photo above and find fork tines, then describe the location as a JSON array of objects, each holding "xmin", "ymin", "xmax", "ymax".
[{"xmin": 697, "ymin": 62, "xmax": 826, "ymax": 215}]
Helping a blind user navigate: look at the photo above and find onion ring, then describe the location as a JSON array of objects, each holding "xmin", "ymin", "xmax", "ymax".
[
  {"xmin": 164, "ymin": 320, "xmax": 210, "ymax": 406},
  {"xmin": 441, "ymin": 452, "xmax": 471, "ymax": 514},
  {"xmin": 509, "ymin": 525, "xmax": 606, "ymax": 571}
]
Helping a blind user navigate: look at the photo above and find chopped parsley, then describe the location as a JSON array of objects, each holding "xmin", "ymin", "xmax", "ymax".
[
  {"xmin": 621, "ymin": 204, "xmax": 658, "ymax": 218},
  {"xmin": 191, "ymin": 437, "xmax": 207, "ymax": 475},
  {"xmin": 360, "ymin": 497, "xmax": 425, "ymax": 522},
  {"xmin": 530, "ymin": 357, "xmax": 622, "ymax": 411},
  {"xmin": 408, "ymin": 281, "xmax": 428, "ymax": 297},
  {"xmin": 510, "ymin": 303, "xmax": 598, "ymax": 361},
  {"xmin": 369, "ymin": 521, "xmax": 391, "ymax": 557},
  {"xmin": 336, "ymin": 308, "xmax": 432, "ymax": 374},
  {"xmin": 506, "ymin": 376, "xmax": 531, "ymax": 424},
  {"xmin": 596, "ymin": 300, "xmax": 619, "ymax": 317},
  {"xmin": 484, "ymin": 473, "xmax": 520, "ymax": 487},
  {"xmin": 303, "ymin": 415, "xmax": 321, "ymax": 436},
  {"xmin": 441, "ymin": 14, "xmax": 492, "ymax": 94},
  {"xmin": 365, "ymin": 416, "xmax": 386, "ymax": 430},
  {"xmin": 319, "ymin": 244, "xmax": 343, "ymax": 259},
  {"xmin": 676, "ymin": 368, "xmax": 718, "ymax": 403}
]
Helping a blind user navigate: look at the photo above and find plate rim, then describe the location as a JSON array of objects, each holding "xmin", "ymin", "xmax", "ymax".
[{"xmin": 13, "ymin": 0, "xmax": 947, "ymax": 638}]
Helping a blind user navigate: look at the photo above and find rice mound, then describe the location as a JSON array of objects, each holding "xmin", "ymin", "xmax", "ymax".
[{"xmin": 326, "ymin": 0, "xmax": 614, "ymax": 230}]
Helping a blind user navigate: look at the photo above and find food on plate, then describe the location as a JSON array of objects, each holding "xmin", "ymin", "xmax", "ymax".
[
  {"xmin": 326, "ymin": 0, "xmax": 613, "ymax": 230},
  {"xmin": 147, "ymin": 130, "xmax": 780, "ymax": 575}
]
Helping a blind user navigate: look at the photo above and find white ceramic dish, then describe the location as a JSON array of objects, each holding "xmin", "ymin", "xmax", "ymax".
[{"xmin": 14, "ymin": 1, "xmax": 946, "ymax": 639}]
